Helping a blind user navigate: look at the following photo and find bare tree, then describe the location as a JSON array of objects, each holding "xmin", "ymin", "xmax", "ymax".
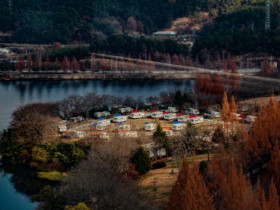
[{"xmin": 39, "ymin": 140, "xmax": 159, "ymax": 210}]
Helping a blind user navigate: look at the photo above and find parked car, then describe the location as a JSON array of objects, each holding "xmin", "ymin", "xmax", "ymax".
[{"xmin": 186, "ymin": 108, "xmax": 199, "ymax": 115}]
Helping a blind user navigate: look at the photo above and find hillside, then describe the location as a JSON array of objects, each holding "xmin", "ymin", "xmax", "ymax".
[{"xmin": 0, "ymin": 0, "xmax": 267, "ymax": 43}]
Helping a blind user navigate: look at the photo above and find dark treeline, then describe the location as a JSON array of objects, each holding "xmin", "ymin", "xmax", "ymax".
[
  {"xmin": 0, "ymin": 0, "xmax": 256, "ymax": 43},
  {"xmin": 192, "ymin": 2, "xmax": 280, "ymax": 57}
]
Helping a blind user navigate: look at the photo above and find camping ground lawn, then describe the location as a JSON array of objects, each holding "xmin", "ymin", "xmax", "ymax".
[{"xmin": 139, "ymin": 154, "xmax": 214, "ymax": 205}]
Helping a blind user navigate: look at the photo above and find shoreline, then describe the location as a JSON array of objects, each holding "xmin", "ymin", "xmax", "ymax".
[{"xmin": 0, "ymin": 72, "xmax": 194, "ymax": 81}]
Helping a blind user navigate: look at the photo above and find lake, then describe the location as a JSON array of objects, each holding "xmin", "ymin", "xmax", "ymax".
[{"xmin": 0, "ymin": 79, "xmax": 193, "ymax": 210}]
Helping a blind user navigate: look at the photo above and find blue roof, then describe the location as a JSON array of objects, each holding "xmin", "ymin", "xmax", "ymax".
[
  {"xmin": 116, "ymin": 123, "xmax": 123, "ymax": 126},
  {"xmin": 113, "ymin": 114, "xmax": 122, "ymax": 117},
  {"xmin": 97, "ymin": 117, "xmax": 105, "ymax": 121},
  {"xmin": 173, "ymin": 122, "xmax": 182, "ymax": 125},
  {"xmin": 143, "ymin": 122, "xmax": 149, "ymax": 125}
]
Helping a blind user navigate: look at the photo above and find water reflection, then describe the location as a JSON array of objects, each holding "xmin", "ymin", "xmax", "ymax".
[{"xmin": 0, "ymin": 166, "xmax": 41, "ymax": 210}]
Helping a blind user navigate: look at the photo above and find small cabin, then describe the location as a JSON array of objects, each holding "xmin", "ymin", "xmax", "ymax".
[
  {"xmin": 172, "ymin": 122, "xmax": 186, "ymax": 131},
  {"xmin": 129, "ymin": 111, "xmax": 145, "ymax": 119}
]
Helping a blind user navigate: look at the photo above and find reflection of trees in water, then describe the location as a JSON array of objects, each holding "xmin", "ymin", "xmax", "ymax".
[
  {"xmin": 1, "ymin": 166, "xmax": 54, "ymax": 198},
  {"xmin": 0, "ymin": 81, "xmax": 12, "ymax": 90},
  {"xmin": 16, "ymin": 82, "xmax": 27, "ymax": 101}
]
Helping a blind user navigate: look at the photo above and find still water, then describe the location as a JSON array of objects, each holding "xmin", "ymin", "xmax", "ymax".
[{"xmin": 0, "ymin": 79, "xmax": 192, "ymax": 210}]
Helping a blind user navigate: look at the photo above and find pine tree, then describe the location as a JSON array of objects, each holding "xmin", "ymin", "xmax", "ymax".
[{"xmin": 131, "ymin": 147, "xmax": 151, "ymax": 175}]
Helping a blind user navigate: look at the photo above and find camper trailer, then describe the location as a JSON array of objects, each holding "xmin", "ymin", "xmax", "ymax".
[
  {"xmin": 163, "ymin": 113, "xmax": 177, "ymax": 120},
  {"xmin": 204, "ymin": 110, "xmax": 221, "ymax": 118},
  {"xmin": 151, "ymin": 111, "xmax": 163, "ymax": 118},
  {"xmin": 177, "ymin": 115, "xmax": 189, "ymax": 122},
  {"xmin": 129, "ymin": 111, "xmax": 145, "ymax": 119},
  {"xmin": 93, "ymin": 119, "xmax": 111, "ymax": 126},
  {"xmin": 112, "ymin": 114, "xmax": 128, "ymax": 123},
  {"xmin": 172, "ymin": 122, "xmax": 186, "ymax": 131},
  {"xmin": 167, "ymin": 106, "xmax": 178, "ymax": 113},
  {"xmin": 188, "ymin": 116, "xmax": 204, "ymax": 124},
  {"xmin": 186, "ymin": 108, "xmax": 200, "ymax": 115}
]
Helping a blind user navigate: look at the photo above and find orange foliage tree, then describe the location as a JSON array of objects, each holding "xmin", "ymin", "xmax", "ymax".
[{"xmin": 167, "ymin": 161, "xmax": 214, "ymax": 210}]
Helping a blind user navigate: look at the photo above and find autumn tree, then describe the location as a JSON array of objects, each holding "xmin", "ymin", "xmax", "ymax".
[
  {"xmin": 167, "ymin": 161, "xmax": 214, "ymax": 210},
  {"xmin": 206, "ymin": 154, "xmax": 256, "ymax": 210},
  {"xmin": 61, "ymin": 56, "xmax": 69, "ymax": 72},
  {"xmin": 221, "ymin": 91, "xmax": 230, "ymax": 122},
  {"xmin": 26, "ymin": 51, "xmax": 33, "ymax": 71},
  {"xmin": 15, "ymin": 54, "xmax": 25, "ymax": 72}
]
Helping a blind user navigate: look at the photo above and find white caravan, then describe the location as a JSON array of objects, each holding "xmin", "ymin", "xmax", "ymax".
[{"xmin": 129, "ymin": 112, "xmax": 145, "ymax": 119}]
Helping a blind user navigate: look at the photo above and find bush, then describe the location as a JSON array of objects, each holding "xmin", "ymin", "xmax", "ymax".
[
  {"xmin": 131, "ymin": 147, "xmax": 151, "ymax": 175},
  {"xmin": 152, "ymin": 161, "xmax": 166, "ymax": 169}
]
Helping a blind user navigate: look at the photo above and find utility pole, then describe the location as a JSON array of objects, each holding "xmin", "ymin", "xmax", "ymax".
[{"xmin": 265, "ymin": 0, "xmax": 271, "ymax": 31}]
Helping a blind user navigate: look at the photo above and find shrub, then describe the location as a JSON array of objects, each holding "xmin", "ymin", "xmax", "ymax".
[{"xmin": 152, "ymin": 161, "xmax": 166, "ymax": 169}]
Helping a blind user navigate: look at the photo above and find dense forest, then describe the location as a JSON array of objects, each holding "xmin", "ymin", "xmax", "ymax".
[{"xmin": 0, "ymin": 0, "xmax": 276, "ymax": 43}]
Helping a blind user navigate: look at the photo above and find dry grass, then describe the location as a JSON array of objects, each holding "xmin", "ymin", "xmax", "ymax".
[{"xmin": 139, "ymin": 154, "xmax": 213, "ymax": 206}]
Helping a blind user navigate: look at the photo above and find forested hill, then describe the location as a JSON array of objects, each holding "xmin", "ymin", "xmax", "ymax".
[{"xmin": 0, "ymin": 0, "xmax": 267, "ymax": 44}]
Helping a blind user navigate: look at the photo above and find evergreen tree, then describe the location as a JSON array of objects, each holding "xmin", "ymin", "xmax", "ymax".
[{"xmin": 131, "ymin": 147, "xmax": 151, "ymax": 175}]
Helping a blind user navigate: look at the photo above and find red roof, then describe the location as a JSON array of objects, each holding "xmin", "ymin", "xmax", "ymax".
[
  {"xmin": 163, "ymin": 112, "xmax": 169, "ymax": 114},
  {"xmin": 240, "ymin": 113, "xmax": 247, "ymax": 119},
  {"xmin": 131, "ymin": 110, "xmax": 139, "ymax": 113},
  {"xmin": 188, "ymin": 115, "xmax": 196, "ymax": 118},
  {"xmin": 149, "ymin": 109, "xmax": 157, "ymax": 113},
  {"xmin": 176, "ymin": 113, "xmax": 184, "ymax": 117}
]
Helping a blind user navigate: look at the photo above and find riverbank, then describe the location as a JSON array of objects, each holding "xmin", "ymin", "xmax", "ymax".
[{"xmin": 0, "ymin": 72, "xmax": 194, "ymax": 81}]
